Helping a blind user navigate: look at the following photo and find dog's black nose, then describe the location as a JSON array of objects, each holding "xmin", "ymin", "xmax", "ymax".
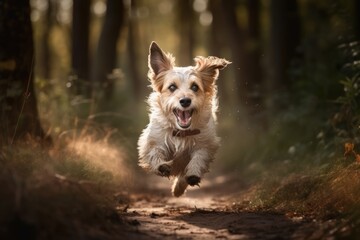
[{"xmin": 180, "ymin": 98, "xmax": 191, "ymax": 108}]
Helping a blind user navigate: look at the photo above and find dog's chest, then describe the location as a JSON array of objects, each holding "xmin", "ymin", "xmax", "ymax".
[
  {"xmin": 165, "ymin": 135, "xmax": 196, "ymax": 159},
  {"xmin": 165, "ymin": 136, "xmax": 196, "ymax": 175}
]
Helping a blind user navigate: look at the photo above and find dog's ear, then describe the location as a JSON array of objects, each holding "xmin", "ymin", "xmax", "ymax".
[
  {"xmin": 194, "ymin": 56, "xmax": 231, "ymax": 92},
  {"xmin": 148, "ymin": 42, "xmax": 175, "ymax": 91}
]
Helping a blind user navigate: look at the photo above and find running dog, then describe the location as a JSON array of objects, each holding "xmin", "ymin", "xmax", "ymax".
[{"xmin": 138, "ymin": 42, "xmax": 230, "ymax": 197}]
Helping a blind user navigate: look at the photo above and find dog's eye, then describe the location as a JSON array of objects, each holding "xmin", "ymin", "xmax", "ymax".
[
  {"xmin": 191, "ymin": 84, "xmax": 199, "ymax": 92},
  {"xmin": 168, "ymin": 84, "xmax": 177, "ymax": 92}
]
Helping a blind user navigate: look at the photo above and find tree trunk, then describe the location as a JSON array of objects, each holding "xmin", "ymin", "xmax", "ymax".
[
  {"xmin": 127, "ymin": 0, "xmax": 142, "ymax": 101},
  {"xmin": 222, "ymin": 0, "xmax": 266, "ymax": 126},
  {"xmin": 0, "ymin": 0, "xmax": 49, "ymax": 145},
  {"xmin": 222, "ymin": 0, "xmax": 249, "ymax": 109},
  {"xmin": 209, "ymin": 0, "xmax": 228, "ymax": 102},
  {"xmin": 72, "ymin": 0, "xmax": 91, "ymax": 96},
  {"xmin": 40, "ymin": 0, "xmax": 53, "ymax": 80},
  {"xmin": 245, "ymin": 0, "xmax": 266, "ymax": 124},
  {"xmin": 91, "ymin": 0, "xmax": 125, "ymax": 100},
  {"xmin": 354, "ymin": 0, "xmax": 360, "ymax": 40},
  {"xmin": 176, "ymin": 0, "xmax": 195, "ymax": 66},
  {"xmin": 268, "ymin": 0, "xmax": 301, "ymax": 108}
]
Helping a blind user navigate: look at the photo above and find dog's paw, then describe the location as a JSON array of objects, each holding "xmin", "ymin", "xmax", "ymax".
[
  {"xmin": 186, "ymin": 175, "xmax": 201, "ymax": 186},
  {"xmin": 157, "ymin": 164, "xmax": 171, "ymax": 177}
]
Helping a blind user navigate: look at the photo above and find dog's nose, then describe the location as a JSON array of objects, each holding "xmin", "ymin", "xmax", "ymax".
[{"xmin": 179, "ymin": 98, "xmax": 191, "ymax": 108}]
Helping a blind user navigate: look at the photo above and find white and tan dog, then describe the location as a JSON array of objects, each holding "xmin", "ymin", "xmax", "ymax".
[{"xmin": 138, "ymin": 42, "xmax": 230, "ymax": 197}]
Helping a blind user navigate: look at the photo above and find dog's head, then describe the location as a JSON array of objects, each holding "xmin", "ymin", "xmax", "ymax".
[{"xmin": 148, "ymin": 41, "xmax": 230, "ymax": 130}]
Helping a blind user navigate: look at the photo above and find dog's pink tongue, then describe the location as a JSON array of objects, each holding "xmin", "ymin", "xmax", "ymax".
[
  {"xmin": 184, "ymin": 110, "xmax": 191, "ymax": 119},
  {"xmin": 179, "ymin": 110, "xmax": 191, "ymax": 125}
]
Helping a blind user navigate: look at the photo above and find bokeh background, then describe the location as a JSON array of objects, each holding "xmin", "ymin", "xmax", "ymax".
[{"xmin": 27, "ymin": 0, "xmax": 359, "ymax": 170}]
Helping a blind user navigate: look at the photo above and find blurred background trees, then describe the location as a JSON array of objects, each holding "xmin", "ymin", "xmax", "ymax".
[
  {"xmin": 91, "ymin": 0, "xmax": 125, "ymax": 101},
  {"xmin": 71, "ymin": 0, "xmax": 90, "ymax": 96},
  {"xmin": 0, "ymin": 0, "xmax": 48, "ymax": 145},
  {"xmin": 1, "ymin": 0, "xmax": 359, "ymax": 168}
]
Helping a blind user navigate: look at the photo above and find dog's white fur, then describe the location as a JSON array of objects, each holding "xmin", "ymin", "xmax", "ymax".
[{"xmin": 138, "ymin": 42, "xmax": 230, "ymax": 197}]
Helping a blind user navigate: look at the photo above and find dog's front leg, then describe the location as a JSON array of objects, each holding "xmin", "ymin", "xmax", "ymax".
[
  {"xmin": 139, "ymin": 146, "xmax": 173, "ymax": 177},
  {"xmin": 185, "ymin": 149, "xmax": 212, "ymax": 186}
]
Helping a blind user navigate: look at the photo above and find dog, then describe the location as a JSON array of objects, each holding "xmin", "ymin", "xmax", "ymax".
[{"xmin": 138, "ymin": 42, "xmax": 230, "ymax": 197}]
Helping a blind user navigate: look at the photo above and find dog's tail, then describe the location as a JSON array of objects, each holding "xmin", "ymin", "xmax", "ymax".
[{"xmin": 172, "ymin": 176, "xmax": 188, "ymax": 197}]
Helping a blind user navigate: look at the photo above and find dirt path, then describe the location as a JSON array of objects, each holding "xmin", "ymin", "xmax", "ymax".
[{"xmin": 119, "ymin": 174, "xmax": 342, "ymax": 239}]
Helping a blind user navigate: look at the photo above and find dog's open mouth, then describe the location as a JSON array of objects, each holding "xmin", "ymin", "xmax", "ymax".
[{"xmin": 173, "ymin": 109, "xmax": 193, "ymax": 129}]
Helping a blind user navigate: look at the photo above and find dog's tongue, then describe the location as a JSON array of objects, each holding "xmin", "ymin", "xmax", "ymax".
[{"xmin": 177, "ymin": 110, "xmax": 192, "ymax": 127}]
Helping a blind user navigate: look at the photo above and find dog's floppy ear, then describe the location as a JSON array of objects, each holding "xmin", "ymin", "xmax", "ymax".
[
  {"xmin": 194, "ymin": 56, "xmax": 231, "ymax": 92},
  {"xmin": 148, "ymin": 42, "xmax": 175, "ymax": 91}
]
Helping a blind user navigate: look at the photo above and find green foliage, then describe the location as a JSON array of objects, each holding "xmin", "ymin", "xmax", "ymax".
[
  {"xmin": 289, "ymin": 1, "xmax": 352, "ymax": 103},
  {"xmin": 337, "ymin": 77, "xmax": 360, "ymax": 108},
  {"xmin": 334, "ymin": 76, "xmax": 360, "ymax": 139},
  {"xmin": 333, "ymin": 40, "xmax": 360, "ymax": 141}
]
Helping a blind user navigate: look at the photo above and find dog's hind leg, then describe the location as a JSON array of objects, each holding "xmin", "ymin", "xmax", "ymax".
[{"xmin": 172, "ymin": 175, "xmax": 188, "ymax": 197}]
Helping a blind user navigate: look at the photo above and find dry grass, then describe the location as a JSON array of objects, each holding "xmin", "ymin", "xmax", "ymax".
[
  {"xmin": 235, "ymin": 161, "xmax": 360, "ymax": 220},
  {"xmin": 0, "ymin": 132, "xmax": 133, "ymax": 239},
  {"xmin": 228, "ymin": 158, "xmax": 360, "ymax": 239}
]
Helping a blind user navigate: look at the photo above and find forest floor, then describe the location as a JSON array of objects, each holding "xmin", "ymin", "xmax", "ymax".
[
  {"xmin": 2, "ymin": 142, "xmax": 357, "ymax": 239},
  {"xmin": 118, "ymin": 173, "xmax": 348, "ymax": 239}
]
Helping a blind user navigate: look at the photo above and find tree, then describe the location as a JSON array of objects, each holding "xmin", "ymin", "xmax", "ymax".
[
  {"xmin": 39, "ymin": 0, "xmax": 53, "ymax": 80},
  {"xmin": 72, "ymin": 0, "xmax": 91, "ymax": 96},
  {"xmin": 0, "ymin": 0, "xmax": 48, "ymax": 145},
  {"xmin": 222, "ymin": 0, "xmax": 247, "ymax": 104},
  {"xmin": 127, "ymin": 0, "xmax": 143, "ymax": 101},
  {"xmin": 209, "ymin": 0, "xmax": 228, "ymax": 101},
  {"xmin": 268, "ymin": 0, "xmax": 301, "ymax": 110},
  {"xmin": 354, "ymin": 0, "xmax": 360, "ymax": 40},
  {"xmin": 91, "ymin": 0, "xmax": 125, "ymax": 100},
  {"xmin": 222, "ymin": 0, "xmax": 265, "ymax": 122},
  {"xmin": 176, "ymin": 0, "xmax": 195, "ymax": 66},
  {"xmin": 245, "ymin": 0, "xmax": 265, "ymax": 120}
]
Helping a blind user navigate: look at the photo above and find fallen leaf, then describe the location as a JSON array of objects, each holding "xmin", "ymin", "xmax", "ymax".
[
  {"xmin": 356, "ymin": 154, "xmax": 360, "ymax": 163},
  {"xmin": 344, "ymin": 142, "xmax": 355, "ymax": 156}
]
